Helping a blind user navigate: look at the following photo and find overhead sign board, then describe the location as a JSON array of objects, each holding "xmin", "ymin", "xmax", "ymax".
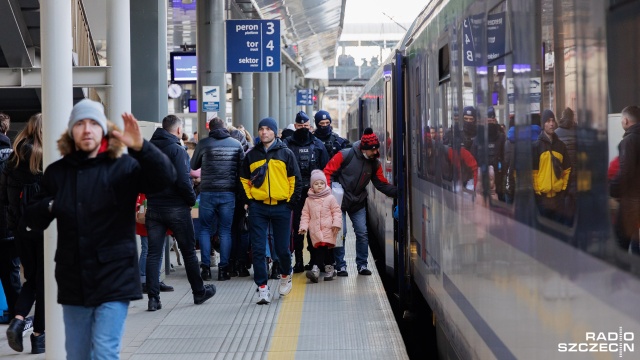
[
  {"xmin": 226, "ymin": 19, "xmax": 281, "ymax": 73},
  {"xmin": 296, "ymin": 89, "xmax": 313, "ymax": 106}
]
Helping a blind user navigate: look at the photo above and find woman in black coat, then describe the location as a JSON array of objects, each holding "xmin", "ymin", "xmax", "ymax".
[{"xmin": 1, "ymin": 113, "xmax": 45, "ymax": 354}]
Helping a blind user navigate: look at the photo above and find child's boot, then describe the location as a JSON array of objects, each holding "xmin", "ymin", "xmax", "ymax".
[
  {"xmin": 306, "ymin": 265, "xmax": 320, "ymax": 283},
  {"xmin": 324, "ymin": 265, "xmax": 336, "ymax": 281}
]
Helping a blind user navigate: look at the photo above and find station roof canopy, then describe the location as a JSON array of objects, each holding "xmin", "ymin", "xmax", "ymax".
[{"xmin": 233, "ymin": 0, "xmax": 347, "ymax": 76}]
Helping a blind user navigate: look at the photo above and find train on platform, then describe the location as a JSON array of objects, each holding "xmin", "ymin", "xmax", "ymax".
[{"xmin": 347, "ymin": 0, "xmax": 640, "ymax": 358}]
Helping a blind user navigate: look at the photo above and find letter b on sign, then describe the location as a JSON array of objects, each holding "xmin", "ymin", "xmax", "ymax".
[{"xmin": 266, "ymin": 56, "xmax": 274, "ymax": 67}]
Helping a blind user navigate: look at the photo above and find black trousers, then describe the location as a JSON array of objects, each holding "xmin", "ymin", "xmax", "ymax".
[
  {"xmin": 14, "ymin": 228, "xmax": 45, "ymax": 334},
  {"xmin": 311, "ymin": 245, "xmax": 334, "ymax": 269},
  {"xmin": 0, "ymin": 240, "xmax": 21, "ymax": 320}
]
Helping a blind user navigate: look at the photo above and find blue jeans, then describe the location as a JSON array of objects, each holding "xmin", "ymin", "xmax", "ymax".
[
  {"xmin": 198, "ymin": 192, "xmax": 236, "ymax": 268},
  {"xmin": 334, "ymin": 207, "xmax": 369, "ymax": 270},
  {"xmin": 62, "ymin": 301, "xmax": 129, "ymax": 360},
  {"xmin": 146, "ymin": 206, "xmax": 204, "ymax": 298},
  {"xmin": 249, "ymin": 202, "xmax": 292, "ymax": 286},
  {"xmin": 138, "ymin": 236, "xmax": 163, "ymax": 283}
]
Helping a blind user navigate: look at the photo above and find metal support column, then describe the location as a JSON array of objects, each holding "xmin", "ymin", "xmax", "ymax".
[
  {"xmin": 278, "ymin": 65, "xmax": 287, "ymax": 129},
  {"xmin": 197, "ymin": 0, "xmax": 225, "ymax": 139},
  {"xmin": 130, "ymin": 0, "xmax": 167, "ymax": 122},
  {"xmin": 254, "ymin": 72, "xmax": 269, "ymax": 127},
  {"xmin": 41, "ymin": 0, "xmax": 71, "ymax": 357},
  {"xmin": 286, "ymin": 67, "xmax": 293, "ymax": 124},
  {"xmin": 107, "ymin": 0, "xmax": 132, "ymax": 129},
  {"xmin": 269, "ymin": 72, "xmax": 280, "ymax": 125},
  {"xmin": 238, "ymin": 73, "xmax": 254, "ymax": 135}
]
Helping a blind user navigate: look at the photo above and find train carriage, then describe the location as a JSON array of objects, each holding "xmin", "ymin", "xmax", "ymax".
[{"xmin": 352, "ymin": 0, "xmax": 640, "ymax": 358}]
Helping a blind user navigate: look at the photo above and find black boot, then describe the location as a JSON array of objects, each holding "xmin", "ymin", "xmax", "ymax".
[
  {"xmin": 6, "ymin": 317, "xmax": 25, "ymax": 352},
  {"xmin": 270, "ymin": 261, "xmax": 281, "ymax": 279},
  {"xmin": 147, "ymin": 296, "xmax": 162, "ymax": 311},
  {"xmin": 237, "ymin": 262, "xmax": 250, "ymax": 277},
  {"xmin": 218, "ymin": 266, "xmax": 230, "ymax": 281},
  {"xmin": 30, "ymin": 333, "xmax": 45, "ymax": 354},
  {"xmin": 201, "ymin": 264, "xmax": 212, "ymax": 281},
  {"xmin": 228, "ymin": 261, "xmax": 239, "ymax": 277},
  {"xmin": 293, "ymin": 262, "xmax": 304, "ymax": 273}
]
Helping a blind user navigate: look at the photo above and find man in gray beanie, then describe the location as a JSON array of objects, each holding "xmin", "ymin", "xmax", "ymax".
[{"xmin": 23, "ymin": 99, "xmax": 191, "ymax": 359}]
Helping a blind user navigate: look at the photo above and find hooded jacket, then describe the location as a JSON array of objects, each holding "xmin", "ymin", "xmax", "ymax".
[
  {"xmin": 239, "ymin": 138, "xmax": 301, "ymax": 206},
  {"xmin": 147, "ymin": 127, "xmax": 196, "ymax": 207},
  {"xmin": 323, "ymin": 140, "xmax": 397, "ymax": 213},
  {"xmin": 191, "ymin": 128, "xmax": 245, "ymax": 193},
  {"xmin": 24, "ymin": 122, "xmax": 176, "ymax": 307},
  {"xmin": 532, "ymin": 131, "xmax": 571, "ymax": 197}
]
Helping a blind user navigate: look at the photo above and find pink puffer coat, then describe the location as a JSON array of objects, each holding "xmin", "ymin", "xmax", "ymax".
[{"xmin": 299, "ymin": 194, "xmax": 342, "ymax": 248}]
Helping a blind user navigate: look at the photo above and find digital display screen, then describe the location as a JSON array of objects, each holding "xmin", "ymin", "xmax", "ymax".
[
  {"xmin": 189, "ymin": 99, "xmax": 198, "ymax": 113},
  {"xmin": 170, "ymin": 52, "xmax": 197, "ymax": 83}
]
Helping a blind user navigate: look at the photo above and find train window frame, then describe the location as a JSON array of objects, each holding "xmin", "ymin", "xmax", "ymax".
[{"xmin": 438, "ymin": 44, "xmax": 450, "ymax": 83}]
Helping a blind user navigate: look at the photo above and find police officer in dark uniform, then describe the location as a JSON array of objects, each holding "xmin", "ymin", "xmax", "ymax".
[
  {"xmin": 283, "ymin": 111, "xmax": 329, "ymax": 272},
  {"xmin": 313, "ymin": 110, "xmax": 350, "ymax": 159}
]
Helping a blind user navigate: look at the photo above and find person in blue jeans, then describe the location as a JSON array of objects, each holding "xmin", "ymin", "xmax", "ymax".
[
  {"xmin": 24, "ymin": 101, "xmax": 179, "ymax": 359},
  {"xmin": 191, "ymin": 117, "xmax": 245, "ymax": 281},
  {"xmin": 323, "ymin": 128, "xmax": 397, "ymax": 276},
  {"xmin": 240, "ymin": 118, "xmax": 301, "ymax": 304}
]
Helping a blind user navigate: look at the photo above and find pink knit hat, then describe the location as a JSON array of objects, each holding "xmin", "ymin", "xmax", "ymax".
[{"xmin": 310, "ymin": 169, "xmax": 326, "ymax": 187}]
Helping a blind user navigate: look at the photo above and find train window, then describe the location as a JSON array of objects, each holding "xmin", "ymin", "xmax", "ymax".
[{"xmin": 438, "ymin": 44, "xmax": 450, "ymax": 83}]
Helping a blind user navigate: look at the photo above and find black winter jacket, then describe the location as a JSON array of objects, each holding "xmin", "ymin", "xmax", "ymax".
[
  {"xmin": 25, "ymin": 126, "xmax": 176, "ymax": 307},
  {"xmin": 0, "ymin": 133, "xmax": 13, "ymax": 240},
  {"xmin": 0, "ymin": 139, "xmax": 42, "ymax": 233},
  {"xmin": 324, "ymin": 140, "xmax": 397, "ymax": 213},
  {"xmin": 611, "ymin": 122, "xmax": 640, "ymax": 239},
  {"xmin": 147, "ymin": 128, "xmax": 196, "ymax": 207},
  {"xmin": 191, "ymin": 128, "xmax": 245, "ymax": 193}
]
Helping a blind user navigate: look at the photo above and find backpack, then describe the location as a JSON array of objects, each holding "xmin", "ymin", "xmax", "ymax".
[{"xmin": 332, "ymin": 148, "xmax": 356, "ymax": 183}]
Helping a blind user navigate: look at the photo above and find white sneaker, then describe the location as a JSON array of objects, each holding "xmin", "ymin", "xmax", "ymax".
[
  {"xmin": 279, "ymin": 275, "xmax": 292, "ymax": 296},
  {"xmin": 257, "ymin": 285, "xmax": 271, "ymax": 304},
  {"xmin": 306, "ymin": 265, "xmax": 320, "ymax": 283}
]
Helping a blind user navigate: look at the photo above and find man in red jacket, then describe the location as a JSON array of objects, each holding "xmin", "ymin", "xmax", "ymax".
[{"xmin": 324, "ymin": 128, "xmax": 397, "ymax": 276}]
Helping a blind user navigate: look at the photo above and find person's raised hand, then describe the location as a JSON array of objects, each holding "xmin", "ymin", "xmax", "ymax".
[{"xmin": 112, "ymin": 112, "xmax": 144, "ymax": 151}]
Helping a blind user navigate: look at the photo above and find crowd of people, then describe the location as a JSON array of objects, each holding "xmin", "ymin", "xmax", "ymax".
[{"xmin": 0, "ymin": 101, "xmax": 398, "ymax": 357}]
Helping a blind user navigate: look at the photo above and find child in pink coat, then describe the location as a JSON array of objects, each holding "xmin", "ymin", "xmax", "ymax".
[{"xmin": 299, "ymin": 170, "xmax": 342, "ymax": 283}]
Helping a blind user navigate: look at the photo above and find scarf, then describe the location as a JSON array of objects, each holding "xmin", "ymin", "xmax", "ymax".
[{"xmin": 307, "ymin": 186, "xmax": 331, "ymax": 199}]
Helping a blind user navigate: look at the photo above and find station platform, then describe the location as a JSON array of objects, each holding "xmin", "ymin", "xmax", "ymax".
[{"xmin": 0, "ymin": 222, "xmax": 408, "ymax": 359}]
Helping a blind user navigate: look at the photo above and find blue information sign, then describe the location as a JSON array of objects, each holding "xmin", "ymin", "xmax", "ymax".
[
  {"xmin": 226, "ymin": 20, "xmax": 281, "ymax": 73},
  {"xmin": 296, "ymin": 89, "xmax": 313, "ymax": 106},
  {"xmin": 463, "ymin": 12, "xmax": 505, "ymax": 66}
]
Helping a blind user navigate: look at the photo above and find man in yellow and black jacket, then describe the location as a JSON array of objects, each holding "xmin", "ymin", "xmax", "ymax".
[
  {"xmin": 240, "ymin": 117, "xmax": 301, "ymax": 305},
  {"xmin": 532, "ymin": 110, "xmax": 571, "ymax": 223}
]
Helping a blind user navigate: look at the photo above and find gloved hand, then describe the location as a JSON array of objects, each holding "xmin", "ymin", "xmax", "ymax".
[{"xmin": 393, "ymin": 206, "xmax": 399, "ymax": 220}]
